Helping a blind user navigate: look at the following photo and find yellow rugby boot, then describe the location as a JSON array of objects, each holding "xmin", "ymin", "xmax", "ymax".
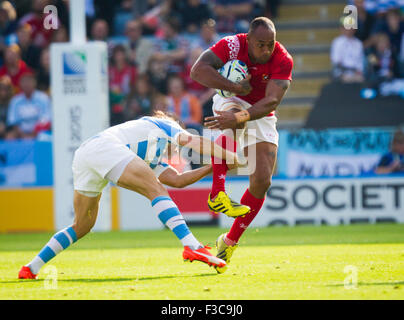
[
  {"xmin": 207, "ymin": 191, "xmax": 250, "ymax": 218},
  {"xmin": 214, "ymin": 233, "xmax": 238, "ymax": 274}
]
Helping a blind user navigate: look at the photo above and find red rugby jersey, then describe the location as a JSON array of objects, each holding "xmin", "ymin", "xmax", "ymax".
[{"xmin": 210, "ymin": 33, "xmax": 293, "ymax": 117}]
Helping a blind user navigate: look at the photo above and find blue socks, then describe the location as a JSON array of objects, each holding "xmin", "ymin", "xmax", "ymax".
[
  {"xmin": 152, "ymin": 196, "xmax": 201, "ymax": 250},
  {"xmin": 26, "ymin": 196, "xmax": 200, "ymax": 276},
  {"xmin": 27, "ymin": 226, "xmax": 77, "ymax": 274}
]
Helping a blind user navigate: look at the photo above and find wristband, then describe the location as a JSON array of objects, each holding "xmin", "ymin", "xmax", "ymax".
[{"xmin": 234, "ymin": 110, "xmax": 251, "ymax": 124}]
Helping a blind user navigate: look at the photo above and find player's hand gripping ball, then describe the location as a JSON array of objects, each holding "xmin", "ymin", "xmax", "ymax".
[{"xmin": 216, "ymin": 60, "xmax": 249, "ymax": 98}]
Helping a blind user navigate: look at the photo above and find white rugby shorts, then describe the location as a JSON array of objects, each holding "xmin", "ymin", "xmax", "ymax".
[
  {"xmin": 212, "ymin": 94, "xmax": 279, "ymax": 147},
  {"xmin": 72, "ymin": 134, "xmax": 136, "ymax": 193}
]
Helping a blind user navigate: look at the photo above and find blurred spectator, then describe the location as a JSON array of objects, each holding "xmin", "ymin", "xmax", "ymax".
[
  {"xmin": 358, "ymin": 0, "xmax": 404, "ymax": 15},
  {"xmin": 90, "ymin": 19, "xmax": 109, "ymax": 41},
  {"xmin": 166, "ymin": 74, "xmax": 204, "ymax": 169},
  {"xmin": 153, "ymin": 93, "xmax": 194, "ymax": 171},
  {"xmin": 109, "ymin": 45, "xmax": 137, "ymax": 97},
  {"xmin": 365, "ymin": 33, "xmax": 400, "ymax": 86},
  {"xmin": 0, "ymin": 1, "xmax": 17, "ymax": 67},
  {"xmin": 180, "ymin": 47, "xmax": 205, "ymax": 95},
  {"xmin": 146, "ymin": 50, "xmax": 170, "ymax": 95},
  {"xmin": 109, "ymin": 44, "xmax": 137, "ymax": 125},
  {"xmin": 173, "ymin": 0, "xmax": 213, "ymax": 33},
  {"xmin": 124, "ymin": 74, "xmax": 154, "ymax": 121},
  {"xmin": 113, "ymin": 0, "xmax": 134, "ymax": 36},
  {"xmin": 264, "ymin": 0, "xmax": 281, "ymax": 19},
  {"xmin": 18, "ymin": 0, "xmax": 56, "ymax": 48},
  {"xmin": 0, "ymin": 75, "xmax": 13, "ymax": 139},
  {"xmin": 53, "ymin": 0, "xmax": 69, "ymax": 30},
  {"xmin": 93, "ymin": 0, "xmax": 116, "ymax": 34},
  {"xmin": 181, "ymin": 47, "xmax": 215, "ymax": 98},
  {"xmin": 11, "ymin": 0, "xmax": 31, "ymax": 17},
  {"xmin": 152, "ymin": 93, "xmax": 170, "ymax": 113},
  {"xmin": 331, "ymin": 22, "xmax": 365, "ymax": 83},
  {"xmin": 36, "ymin": 47, "xmax": 50, "ymax": 93},
  {"xmin": 131, "ymin": 0, "xmax": 150, "ymax": 19},
  {"xmin": 141, "ymin": 0, "xmax": 173, "ymax": 36},
  {"xmin": 51, "ymin": 25, "xmax": 69, "ymax": 43},
  {"xmin": 213, "ymin": 0, "xmax": 254, "ymax": 33},
  {"xmin": 152, "ymin": 17, "xmax": 190, "ymax": 73},
  {"xmin": 166, "ymin": 74, "xmax": 202, "ymax": 133},
  {"xmin": 16, "ymin": 24, "xmax": 41, "ymax": 70},
  {"xmin": 85, "ymin": 0, "xmax": 96, "ymax": 38},
  {"xmin": 123, "ymin": 19, "xmax": 154, "ymax": 74},
  {"xmin": 0, "ymin": 1, "xmax": 17, "ymax": 39},
  {"xmin": 0, "ymin": 44, "xmax": 32, "ymax": 93},
  {"xmin": 6, "ymin": 71, "xmax": 51, "ymax": 139},
  {"xmin": 372, "ymin": 9, "xmax": 404, "ymax": 55},
  {"xmin": 191, "ymin": 18, "xmax": 220, "ymax": 50},
  {"xmin": 400, "ymin": 32, "xmax": 404, "ymax": 75},
  {"xmin": 375, "ymin": 129, "xmax": 404, "ymax": 174},
  {"xmin": 180, "ymin": 47, "xmax": 216, "ymax": 119},
  {"xmin": 354, "ymin": 0, "xmax": 376, "ymax": 43},
  {"xmin": 90, "ymin": 18, "xmax": 116, "ymax": 57}
]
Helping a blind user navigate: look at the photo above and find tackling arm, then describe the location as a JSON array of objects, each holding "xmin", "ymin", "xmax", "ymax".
[
  {"xmin": 158, "ymin": 165, "xmax": 213, "ymax": 188},
  {"xmin": 177, "ymin": 133, "xmax": 240, "ymax": 167}
]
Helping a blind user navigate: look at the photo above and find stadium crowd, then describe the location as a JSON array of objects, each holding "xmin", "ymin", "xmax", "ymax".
[
  {"xmin": 0, "ymin": 0, "xmax": 279, "ymax": 141},
  {"xmin": 331, "ymin": 0, "xmax": 404, "ymax": 97},
  {"xmin": 0, "ymin": 0, "xmax": 403, "ymax": 142}
]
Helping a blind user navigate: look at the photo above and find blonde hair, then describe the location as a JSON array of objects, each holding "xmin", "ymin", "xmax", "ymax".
[
  {"xmin": 152, "ymin": 110, "xmax": 185, "ymax": 129},
  {"xmin": 152, "ymin": 110, "xmax": 178, "ymax": 122}
]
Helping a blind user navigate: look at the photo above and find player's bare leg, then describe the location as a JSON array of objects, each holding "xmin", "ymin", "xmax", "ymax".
[
  {"xmin": 72, "ymin": 191, "xmax": 101, "ymax": 239},
  {"xmin": 117, "ymin": 156, "xmax": 226, "ymax": 268},
  {"xmin": 19, "ymin": 191, "xmax": 101, "ymax": 279},
  {"xmin": 208, "ymin": 106, "xmax": 251, "ymax": 218},
  {"xmin": 215, "ymin": 141, "xmax": 277, "ymax": 273}
]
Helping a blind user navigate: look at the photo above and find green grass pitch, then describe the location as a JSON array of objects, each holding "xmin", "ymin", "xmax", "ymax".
[{"xmin": 1, "ymin": 224, "xmax": 404, "ymax": 300}]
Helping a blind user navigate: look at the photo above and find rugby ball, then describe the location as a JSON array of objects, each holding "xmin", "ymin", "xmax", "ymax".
[{"xmin": 216, "ymin": 60, "xmax": 249, "ymax": 98}]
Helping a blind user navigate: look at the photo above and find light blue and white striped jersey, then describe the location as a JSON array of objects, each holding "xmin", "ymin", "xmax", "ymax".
[{"xmin": 100, "ymin": 116, "xmax": 189, "ymax": 173}]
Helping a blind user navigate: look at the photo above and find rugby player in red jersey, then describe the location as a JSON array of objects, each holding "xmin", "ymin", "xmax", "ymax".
[{"xmin": 190, "ymin": 17, "xmax": 293, "ymax": 273}]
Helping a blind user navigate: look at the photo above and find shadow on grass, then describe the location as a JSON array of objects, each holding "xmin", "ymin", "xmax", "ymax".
[
  {"xmin": 327, "ymin": 281, "xmax": 404, "ymax": 288},
  {"xmin": 0, "ymin": 272, "xmax": 217, "ymax": 285},
  {"xmin": 2, "ymin": 224, "xmax": 404, "ymax": 252}
]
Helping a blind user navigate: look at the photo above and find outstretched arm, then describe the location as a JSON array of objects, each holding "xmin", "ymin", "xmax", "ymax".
[
  {"xmin": 158, "ymin": 165, "xmax": 212, "ymax": 188},
  {"xmin": 177, "ymin": 133, "xmax": 240, "ymax": 167}
]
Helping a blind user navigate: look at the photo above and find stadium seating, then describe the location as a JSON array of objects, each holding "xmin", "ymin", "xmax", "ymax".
[{"xmin": 274, "ymin": 0, "xmax": 346, "ymax": 128}]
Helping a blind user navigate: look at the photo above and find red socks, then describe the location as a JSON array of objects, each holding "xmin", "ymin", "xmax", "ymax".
[
  {"xmin": 226, "ymin": 189, "xmax": 265, "ymax": 244},
  {"xmin": 211, "ymin": 134, "xmax": 237, "ymax": 199},
  {"xmin": 211, "ymin": 135, "xmax": 265, "ymax": 244}
]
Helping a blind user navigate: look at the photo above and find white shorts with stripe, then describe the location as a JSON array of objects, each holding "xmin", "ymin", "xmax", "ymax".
[
  {"xmin": 72, "ymin": 134, "xmax": 168, "ymax": 193},
  {"xmin": 212, "ymin": 94, "xmax": 279, "ymax": 148}
]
